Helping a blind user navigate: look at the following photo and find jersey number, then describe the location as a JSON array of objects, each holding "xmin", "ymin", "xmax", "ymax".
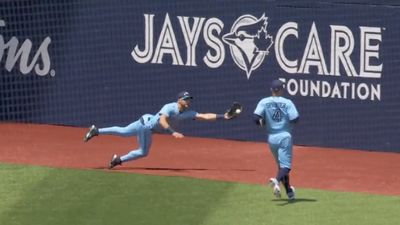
[{"xmin": 272, "ymin": 109, "xmax": 282, "ymax": 122}]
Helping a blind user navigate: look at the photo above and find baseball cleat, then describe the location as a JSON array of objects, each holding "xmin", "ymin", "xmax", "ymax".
[
  {"xmin": 269, "ymin": 178, "xmax": 281, "ymax": 198},
  {"xmin": 108, "ymin": 154, "xmax": 122, "ymax": 169},
  {"xmin": 287, "ymin": 186, "xmax": 295, "ymax": 200},
  {"xmin": 84, "ymin": 125, "xmax": 99, "ymax": 142}
]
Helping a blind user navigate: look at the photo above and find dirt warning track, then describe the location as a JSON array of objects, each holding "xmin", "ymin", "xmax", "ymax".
[{"xmin": 1, "ymin": 123, "xmax": 399, "ymax": 196}]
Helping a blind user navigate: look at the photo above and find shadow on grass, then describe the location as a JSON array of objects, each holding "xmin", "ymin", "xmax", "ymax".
[{"xmin": 272, "ymin": 198, "xmax": 317, "ymax": 206}]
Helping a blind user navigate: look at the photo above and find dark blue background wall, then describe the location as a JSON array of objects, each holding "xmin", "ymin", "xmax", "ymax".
[{"xmin": 1, "ymin": 0, "xmax": 399, "ymax": 152}]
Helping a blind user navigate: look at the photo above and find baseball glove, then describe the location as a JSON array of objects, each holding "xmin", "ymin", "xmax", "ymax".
[{"xmin": 225, "ymin": 102, "xmax": 242, "ymax": 119}]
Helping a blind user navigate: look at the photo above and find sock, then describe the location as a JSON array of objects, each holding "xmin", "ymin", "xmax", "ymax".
[
  {"xmin": 282, "ymin": 174, "xmax": 292, "ymax": 194},
  {"xmin": 276, "ymin": 167, "xmax": 290, "ymax": 182},
  {"xmin": 276, "ymin": 167, "xmax": 291, "ymax": 193}
]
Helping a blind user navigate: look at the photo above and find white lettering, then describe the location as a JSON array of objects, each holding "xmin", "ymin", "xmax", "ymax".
[
  {"xmin": 282, "ymin": 78, "xmax": 381, "ymax": 101},
  {"xmin": 299, "ymin": 22, "xmax": 329, "ymax": 75},
  {"xmin": 152, "ymin": 13, "xmax": 184, "ymax": 65},
  {"xmin": 299, "ymin": 79, "xmax": 309, "ymax": 96},
  {"xmin": 178, "ymin": 16, "xmax": 205, "ymax": 66},
  {"xmin": 341, "ymin": 82, "xmax": 350, "ymax": 98},
  {"xmin": 275, "ymin": 22, "xmax": 298, "ymax": 74},
  {"xmin": 287, "ymin": 79, "xmax": 299, "ymax": 95},
  {"xmin": 133, "ymin": 14, "xmax": 225, "ymax": 68},
  {"xmin": 330, "ymin": 25, "xmax": 357, "ymax": 77},
  {"xmin": 1, "ymin": 20, "xmax": 51, "ymax": 76},
  {"xmin": 203, "ymin": 18, "xmax": 225, "ymax": 68},
  {"xmin": 357, "ymin": 83, "xmax": 369, "ymax": 100},
  {"xmin": 359, "ymin": 26, "xmax": 382, "ymax": 78},
  {"xmin": 321, "ymin": 81, "xmax": 331, "ymax": 97},
  {"xmin": 131, "ymin": 14, "xmax": 154, "ymax": 63},
  {"xmin": 330, "ymin": 82, "xmax": 342, "ymax": 98},
  {"xmin": 370, "ymin": 84, "xmax": 380, "ymax": 101},
  {"xmin": 129, "ymin": 13, "xmax": 384, "ymax": 101},
  {"xmin": 310, "ymin": 80, "xmax": 320, "ymax": 97}
]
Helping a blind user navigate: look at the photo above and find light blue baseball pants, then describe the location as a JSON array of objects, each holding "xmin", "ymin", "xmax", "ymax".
[
  {"xmin": 268, "ymin": 132, "xmax": 293, "ymax": 169},
  {"xmin": 99, "ymin": 119, "xmax": 152, "ymax": 162}
]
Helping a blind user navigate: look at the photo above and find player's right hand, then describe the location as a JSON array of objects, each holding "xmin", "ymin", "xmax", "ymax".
[{"xmin": 172, "ymin": 132, "xmax": 184, "ymax": 139}]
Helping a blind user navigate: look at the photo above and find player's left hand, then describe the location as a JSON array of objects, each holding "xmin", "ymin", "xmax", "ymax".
[
  {"xmin": 225, "ymin": 102, "xmax": 242, "ymax": 119},
  {"xmin": 172, "ymin": 132, "xmax": 184, "ymax": 139}
]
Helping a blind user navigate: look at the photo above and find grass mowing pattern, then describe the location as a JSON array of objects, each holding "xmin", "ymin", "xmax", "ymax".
[{"xmin": 0, "ymin": 163, "xmax": 399, "ymax": 225}]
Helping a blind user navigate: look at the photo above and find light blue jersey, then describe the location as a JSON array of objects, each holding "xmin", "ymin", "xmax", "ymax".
[
  {"xmin": 150, "ymin": 102, "xmax": 198, "ymax": 132},
  {"xmin": 254, "ymin": 96, "xmax": 299, "ymax": 169},
  {"xmin": 254, "ymin": 96, "xmax": 299, "ymax": 134},
  {"xmin": 99, "ymin": 102, "xmax": 198, "ymax": 163}
]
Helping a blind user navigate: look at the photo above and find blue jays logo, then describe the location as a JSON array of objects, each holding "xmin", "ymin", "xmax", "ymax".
[{"xmin": 223, "ymin": 14, "xmax": 273, "ymax": 79}]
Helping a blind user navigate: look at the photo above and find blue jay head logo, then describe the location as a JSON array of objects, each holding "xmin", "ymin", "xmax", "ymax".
[{"xmin": 223, "ymin": 14, "xmax": 273, "ymax": 79}]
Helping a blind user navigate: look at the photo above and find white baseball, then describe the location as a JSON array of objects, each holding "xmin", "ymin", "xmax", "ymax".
[{"xmin": 235, "ymin": 109, "xmax": 241, "ymax": 114}]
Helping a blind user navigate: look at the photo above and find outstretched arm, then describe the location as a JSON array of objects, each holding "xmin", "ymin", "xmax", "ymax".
[
  {"xmin": 195, "ymin": 102, "xmax": 242, "ymax": 121},
  {"xmin": 159, "ymin": 114, "xmax": 184, "ymax": 138},
  {"xmin": 195, "ymin": 112, "xmax": 230, "ymax": 121}
]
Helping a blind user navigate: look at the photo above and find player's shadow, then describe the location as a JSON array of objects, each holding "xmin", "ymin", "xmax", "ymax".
[
  {"xmin": 93, "ymin": 166, "xmax": 255, "ymax": 172},
  {"xmin": 272, "ymin": 198, "xmax": 317, "ymax": 206}
]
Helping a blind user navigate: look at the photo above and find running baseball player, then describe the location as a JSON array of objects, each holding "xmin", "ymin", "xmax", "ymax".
[
  {"xmin": 253, "ymin": 79, "xmax": 299, "ymax": 200},
  {"xmin": 84, "ymin": 91, "xmax": 241, "ymax": 169}
]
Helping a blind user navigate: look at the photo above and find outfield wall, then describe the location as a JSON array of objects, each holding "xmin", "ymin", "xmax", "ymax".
[{"xmin": 1, "ymin": 0, "xmax": 399, "ymax": 152}]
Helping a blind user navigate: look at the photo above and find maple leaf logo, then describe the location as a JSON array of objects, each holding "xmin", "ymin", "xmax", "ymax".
[{"xmin": 254, "ymin": 28, "xmax": 273, "ymax": 53}]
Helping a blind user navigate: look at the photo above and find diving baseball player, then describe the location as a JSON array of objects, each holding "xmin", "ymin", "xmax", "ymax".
[
  {"xmin": 254, "ymin": 79, "xmax": 299, "ymax": 200},
  {"xmin": 84, "ymin": 91, "xmax": 241, "ymax": 169}
]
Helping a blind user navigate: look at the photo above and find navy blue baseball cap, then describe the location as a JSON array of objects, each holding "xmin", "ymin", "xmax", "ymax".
[
  {"xmin": 271, "ymin": 79, "xmax": 284, "ymax": 92},
  {"xmin": 177, "ymin": 91, "xmax": 193, "ymax": 100}
]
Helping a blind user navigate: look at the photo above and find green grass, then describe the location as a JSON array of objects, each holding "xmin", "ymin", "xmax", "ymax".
[{"xmin": 0, "ymin": 163, "xmax": 399, "ymax": 225}]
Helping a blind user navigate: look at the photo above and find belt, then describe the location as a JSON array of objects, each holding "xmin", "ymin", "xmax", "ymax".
[{"xmin": 140, "ymin": 115, "xmax": 152, "ymax": 126}]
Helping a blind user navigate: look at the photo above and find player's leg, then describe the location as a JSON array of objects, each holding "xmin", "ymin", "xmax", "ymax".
[
  {"xmin": 276, "ymin": 135, "xmax": 295, "ymax": 199},
  {"xmin": 99, "ymin": 120, "xmax": 141, "ymax": 137},
  {"xmin": 117, "ymin": 129, "xmax": 152, "ymax": 162},
  {"xmin": 268, "ymin": 135, "xmax": 280, "ymax": 167},
  {"xmin": 277, "ymin": 167, "xmax": 293, "ymax": 197},
  {"xmin": 84, "ymin": 120, "xmax": 141, "ymax": 142},
  {"xmin": 109, "ymin": 128, "xmax": 152, "ymax": 169},
  {"xmin": 268, "ymin": 135, "xmax": 282, "ymax": 198}
]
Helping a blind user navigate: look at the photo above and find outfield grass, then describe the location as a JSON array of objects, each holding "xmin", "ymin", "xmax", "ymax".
[{"xmin": 0, "ymin": 163, "xmax": 399, "ymax": 225}]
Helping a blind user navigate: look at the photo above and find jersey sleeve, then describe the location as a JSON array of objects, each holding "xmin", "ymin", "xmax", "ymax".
[
  {"xmin": 287, "ymin": 100, "xmax": 299, "ymax": 121},
  {"xmin": 158, "ymin": 103, "xmax": 175, "ymax": 117},
  {"xmin": 253, "ymin": 100, "xmax": 266, "ymax": 118}
]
